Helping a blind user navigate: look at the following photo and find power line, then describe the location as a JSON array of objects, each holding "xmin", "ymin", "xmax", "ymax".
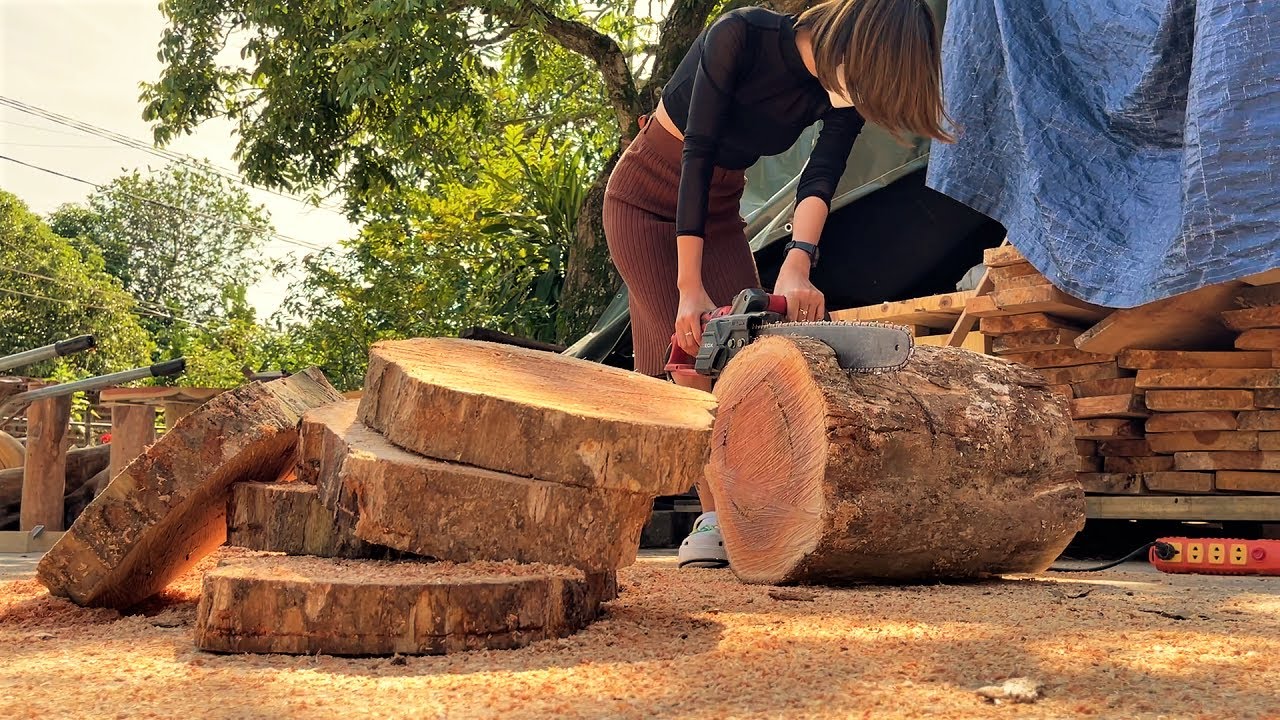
[
  {"xmin": 0, "ymin": 153, "xmax": 329, "ymax": 252},
  {"xmin": 0, "ymin": 95, "xmax": 350, "ymax": 215},
  {"xmin": 0, "ymin": 268, "xmax": 212, "ymax": 329}
]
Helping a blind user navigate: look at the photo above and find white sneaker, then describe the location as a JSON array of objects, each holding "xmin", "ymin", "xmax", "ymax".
[{"xmin": 677, "ymin": 512, "xmax": 728, "ymax": 569}]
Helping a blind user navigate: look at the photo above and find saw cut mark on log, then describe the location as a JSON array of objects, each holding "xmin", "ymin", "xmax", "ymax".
[
  {"xmin": 359, "ymin": 338, "xmax": 714, "ymax": 495},
  {"xmin": 36, "ymin": 368, "xmax": 344, "ymax": 608},
  {"xmin": 194, "ymin": 554, "xmax": 615, "ymax": 656},
  {"xmin": 706, "ymin": 337, "xmax": 1083, "ymax": 585},
  {"xmin": 227, "ymin": 482, "xmax": 393, "ymax": 559},
  {"xmin": 1075, "ymin": 281, "xmax": 1245, "ymax": 354},
  {"xmin": 305, "ymin": 401, "xmax": 652, "ymax": 572}
]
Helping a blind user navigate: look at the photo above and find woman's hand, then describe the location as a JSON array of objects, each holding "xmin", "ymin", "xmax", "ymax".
[
  {"xmin": 675, "ymin": 285, "xmax": 716, "ymax": 355},
  {"xmin": 775, "ymin": 253, "xmax": 825, "ymax": 322}
]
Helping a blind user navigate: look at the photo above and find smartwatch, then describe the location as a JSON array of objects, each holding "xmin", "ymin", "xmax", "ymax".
[{"xmin": 783, "ymin": 240, "xmax": 820, "ymax": 268}]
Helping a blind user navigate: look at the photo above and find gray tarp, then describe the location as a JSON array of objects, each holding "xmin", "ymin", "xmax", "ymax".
[{"xmin": 927, "ymin": 0, "xmax": 1280, "ymax": 308}]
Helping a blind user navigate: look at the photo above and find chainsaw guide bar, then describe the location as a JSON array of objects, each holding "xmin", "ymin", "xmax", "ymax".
[{"xmin": 758, "ymin": 320, "xmax": 915, "ymax": 374}]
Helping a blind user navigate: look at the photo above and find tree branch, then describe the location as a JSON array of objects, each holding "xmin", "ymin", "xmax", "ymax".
[{"xmin": 642, "ymin": 0, "xmax": 722, "ymax": 104}]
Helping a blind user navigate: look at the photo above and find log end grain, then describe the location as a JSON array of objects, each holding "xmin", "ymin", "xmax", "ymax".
[
  {"xmin": 193, "ymin": 554, "xmax": 614, "ymax": 656},
  {"xmin": 37, "ymin": 369, "xmax": 344, "ymax": 609},
  {"xmin": 227, "ymin": 482, "xmax": 395, "ymax": 559}
]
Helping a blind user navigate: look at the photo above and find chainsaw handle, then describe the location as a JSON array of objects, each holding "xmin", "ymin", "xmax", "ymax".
[{"xmin": 663, "ymin": 292, "xmax": 789, "ymax": 377}]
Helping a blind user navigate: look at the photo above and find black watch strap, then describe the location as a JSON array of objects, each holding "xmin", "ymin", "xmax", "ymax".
[{"xmin": 784, "ymin": 240, "xmax": 820, "ymax": 267}]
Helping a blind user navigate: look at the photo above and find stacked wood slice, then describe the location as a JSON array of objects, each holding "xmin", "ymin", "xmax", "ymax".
[{"xmin": 39, "ymin": 342, "xmax": 717, "ymax": 656}]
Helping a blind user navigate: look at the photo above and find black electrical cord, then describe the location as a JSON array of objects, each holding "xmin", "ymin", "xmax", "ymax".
[{"xmin": 1048, "ymin": 541, "xmax": 1177, "ymax": 573}]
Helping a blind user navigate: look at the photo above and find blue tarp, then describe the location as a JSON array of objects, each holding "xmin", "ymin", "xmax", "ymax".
[{"xmin": 927, "ymin": 0, "xmax": 1280, "ymax": 308}]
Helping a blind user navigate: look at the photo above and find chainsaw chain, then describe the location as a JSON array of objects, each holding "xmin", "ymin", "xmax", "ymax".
[{"xmin": 765, "ymin": 319, "xmax": 915, "ymax": 374}]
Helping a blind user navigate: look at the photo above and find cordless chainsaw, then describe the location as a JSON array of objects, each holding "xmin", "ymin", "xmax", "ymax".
[{"xmin": 663, "ymin": 288, "xmax": 914, "ymax": 380}]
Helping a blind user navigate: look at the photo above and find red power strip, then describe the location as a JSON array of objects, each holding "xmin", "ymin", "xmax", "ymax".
[{"xmin": 1150, "ymin": 537, "xmax": 1280, "ymax": 576}]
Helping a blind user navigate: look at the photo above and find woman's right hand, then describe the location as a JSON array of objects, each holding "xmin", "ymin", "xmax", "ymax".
[{"xmin": 675, "ymin": 285, "xmax": 716, "ymax": 356}]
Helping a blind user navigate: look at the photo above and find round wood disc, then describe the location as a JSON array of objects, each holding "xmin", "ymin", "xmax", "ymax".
[{"xmin": 194, "ymin": 554, "xmax": 614, "ymax": 656}]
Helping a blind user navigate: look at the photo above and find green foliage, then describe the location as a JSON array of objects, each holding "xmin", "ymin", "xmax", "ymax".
[{"xmin": 0, "ymin": 191, "xmax": 154, "ymax": 378}]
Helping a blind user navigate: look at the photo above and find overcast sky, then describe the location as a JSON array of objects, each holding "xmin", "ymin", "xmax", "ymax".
[{"xmin": 0, "ymin": 0, "xmax": 357, "ymax": 320}]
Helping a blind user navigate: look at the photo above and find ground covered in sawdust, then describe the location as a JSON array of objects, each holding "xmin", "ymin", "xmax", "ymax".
[{"xmin": 1, "ymin": 551, "xmax": 1278, "ymax": 720}]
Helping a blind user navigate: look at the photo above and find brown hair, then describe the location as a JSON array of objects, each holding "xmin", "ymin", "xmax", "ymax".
[{"xmin": 797, "ymin": 0, "xmax": 955, "ymax": 143}]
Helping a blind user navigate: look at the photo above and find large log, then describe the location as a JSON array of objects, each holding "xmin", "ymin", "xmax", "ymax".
[
  {"xmin": 227, "ymin": 481, "xmax": 392, "ymax": 559},
  {"xmin": 706, "ymin": 339, "xmax": 1084, "ymax": 585},
  {"xmin": 194, "ymin": 554, "xmax": 614, "ymax": 656},
  {"xmin": 36, "ymin": 369, "xmax": 343, "ymax": 608},
  {"xmin": 358, "ymin": 338, "xmax": 715, "ymax": 495},
  {"xmin": 304, "ymin": 401, "xmax": 652, "ymax": 572}
]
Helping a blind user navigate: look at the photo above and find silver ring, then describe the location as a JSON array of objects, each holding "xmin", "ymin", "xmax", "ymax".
[{"xmin": 800, "ymin": 309, "xmax": 808, "ymax": 317}]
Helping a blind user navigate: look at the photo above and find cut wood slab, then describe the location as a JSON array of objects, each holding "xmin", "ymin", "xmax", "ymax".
[
  {"xmin": 1143, "ymin": 390, "xmax": 1255, "ymax": 412},
  {"xmin": 1038, "ymin": 363, "xmax": 1127, "ymax": 386},
  {"xmin": 980, "ymin": 313, "xmax": 1081, "ymax": 335},
  {"xmin": 1003, "ymin": 348, "xmax": 1116, "ymax": 369},
  {"xmin": 1261, "ymin": 433, "xmax": 1280, "ymax": 452},
  {"xmin": 1236, "ymin": 284, "xmax": 1280, "ymax": 308},
  {"xmin": 1222, "ymin": 307, "xmax": 1280, "ymax": 331},
  {"xmin": 36, "ymin": 369, "xmax": 343, "ymax": 608},
  {"xmin": 1145, "ymin": 411, "xmax": 1240, "ymax": 433},
  {"xmin": 829, "ymin": 291, "xmax": 973, "ymax": 329},
  {"xmin": 1135, "ymin": 369, "xmax": 1280, "ymax": 389},
  {"xmin": 706, "ymin": 339, "xmax": 1083, "ymax": 585},
  {"xmin": 194, "ymin": 554, "xmax": 613, "ymax": 656},
  {"xmin": 1046, "ymin": 384, "xmax": 1074, "ymax": 403},
  {"xmin": 1078, "ymin": 456, "xmax": 1103, "ymax": 472},
  {"xmin": 304, "ymin": 401, "xmax": 651, "ymax": 572},
  {"xmin": 983, "ymin": 245, "xmax": 1027, "ymax": 267},
  {"xmin": 1076, "ymin": 473, "xmax": 1142, "ymax": 495},
  {"xmin": 1260, "ymin": 390, "xmax": 1280, "ymax": 408},
  {"xmin": 1174, "ymin": 452, "xmax": 1280, "ymax": 472},
  {"xmin": 358, "ymin": 338, "xmax": 715, "ymax": 495},
  {"xmin": 1238, "ymin": 411, "xmax": 1280, "ymax": 431},
  {"xmin": 1070, "ymin": 395, "xmax": 1148, "ymax": 420},
  {"xmin": 1146, "ymin": 431, "xmax": 1259, "ymax": 454},
  {"xmin": 1073, "ymin": 419, "xmax": 1144, "ymax": 440},
  {"xmin": 1215, "ymin": 471, "xmax": 1280, "ymax": 493},
  {"xmin": 1117, "ymin": 350, "xmax": 1274, "ymax": 370},
  {"xmin": 1143, "ymin": 472, "xmax": 1214, "ymax": 494},
  {"xmin": 1072, "ymin": 377, "xmax": 1140, "ymax": 398},
  {"xmin": 992, "ymin": 274, "xmax": 1054, "ymax": 292},
  {"xmin": 991, "ymin": 329, "xmax": 1081, "ymax": 355},
  {"xmin": 1076, "ymin": 439, "xmax": 1098, "ymax": 455},
  {"xmin": 1235, "ymin": 329, "xmax": 1280, "ymax": 350},
  {"xmin": 227, "ymin": 482, "xmax": 389, "ymax": 559},
  {"xmin": 1104, "ymin": 456, "xmax": 1175, "ymax": 474},
  {"xmin": 1097, "ymin": 439, "xmax": 1154, "ymax": 457},
  {"xmin": 1243, "ymin": 268, "xmax": 1280, "ymax": 286},
  {"xmin": 1075, "ymin": 281, "xmax": 1244, "ymax": 354},
  {"xmin": 989, "ymin": 286, "xmax": 1111, "ymax": 324},
  {"xmin": 989, "ymin": 262, "xmax": 1041, "ymax": 281}
]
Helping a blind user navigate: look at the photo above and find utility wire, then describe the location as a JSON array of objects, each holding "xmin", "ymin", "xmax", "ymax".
[
  {"xmin": 0, "ymin": 153, "xmax": 329, "ymax": 252},
  {"xmin": 0, "ymin": 95, "xmax": 349, "ymax": 214}
]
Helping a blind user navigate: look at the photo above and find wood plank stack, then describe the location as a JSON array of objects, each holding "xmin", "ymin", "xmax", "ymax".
[
  {"xmin": 829, "ymin": 290, "xmax": 988, "ymax": 353},
  {"xmin": 41, "ymin": 339, "xmax": 717, "ymax": 657}
]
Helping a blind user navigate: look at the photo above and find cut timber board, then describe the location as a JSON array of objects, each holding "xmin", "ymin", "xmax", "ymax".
[
  {"xmin": 1222, "ymin": 307, "xmax": 1280, "ymax": 331},
  {"xmin": 1070, "ymin": 394, "xmax": 1148, "ymax": 419},
  {"xmin": 1073, "ymin": 419, "xmax": 1144, "ymax": 440},
  {"xmin": 1038, "ymin": 363, "xmax": 1127, "ymax": 386},
  {"xmin": 1072, "ymin": 377, "xmax": 1139, "ymax": 398},
  {"xmin": 1076, "ymin": 473, "xmax": 1142, "ymax": 495},
  {"xmin": 980, "ymin": 313, "xmax": 1082, "ymax": 335},
  {"xmin": 1147, "ymin": 431, "xmax": 1259, "ymax": 454},
  {"xmin": 358, "ymin": 338, "xmax": 714, "ymax": 495},
  {"xmin": 1075, "ymin": 281, "xmax": 1244, "ymax": 354},
  {"xmin": 1086, "ymin": 495, "xmax": 1280, "ymax": 521},
  {"xmin": 914, "ymin": 331, "xmax": 990, "ymax": 354},
  {"xmin": 989, "ymin": 286, "xmax": 1111, "ymax": 324},
  {"xmin": 1236, "ymin": 283, "xmax": 1280, "ymax": 308},
  {"xmin": 1097, "ymin": 440, "xmax": 1154, "ymax": 457},
  {"xmin": 1146, "ymin": 412, "xmax": 1240, "ymax": 433},
  {"xmin": 1143, "ymin": 390, "xmax": 1255, "ymax": 412},
  {"xmin": 1117, "ymin": 350, "xmax": 1274, "ymax": 370},
  {"xmin": 1235, "ymin": 329, "xmax": 1280, "ymax": 350},
  {"xmin": 1103, "ymin": 456, "xmax": 1174, "ymax": 473},
  {"xmin": 983, "ymin": 245, "xmax": 1026, "ymax": 267},
  {"xmin": 991, "ymin": 328, "xmax": 1082, "ymax": 355},
  {"xmin": 99, "ymin": 386, "xmax": 222, "ymax": 407},
  {"xmin": 1261, "ymin": 433, "xmax": 1280, "ymax": 451},
  {"xmin": 194, "ymin": 554, "xmax": 613, "ymax": 656},
  {"xmin": 1002, "ymin": 348, "xmax": 1115, "ymax": 369},
  {"xmin": 1135, "ymin": 369, "xmax": 1280, "ymax": 389},
  {"xmin": 1238, "ymin": 411, "xmax": 1280, "ymax": 430},
  {"xmin": 1174, "ymin": 452, "xmax": 1280, "ymax": 471},
  {"xmin": 829, "ymin": 290, "xmax": 973, "ymax": 329},
  {"xmin": 305, "ymin": 401, "xmax": 651, "ymax": 572},
  {"xmin": 1260, "ymin": 390, "xmax": 1280, "ymax": 408},
  {"xmin": 989, "ymin": 262, "xmax": 1040, "ymax": 281},
  {"xmin": 36, "ymin": 369, "xmax": 344, "ymax": 608},
  {"xmin": 1243, "ymin": 268, "xmax": 1280, "ymax": 286},
  {"xmin": 992, "ymin": 274, "xmax": 1054, "ymax": 292},
  {"xmin": 1142, "ymin": 472, "xmax": 1214, "ymax": 494},
  {"xmin": 227, "ymin": 482, "xmax": 390, "ymax": 559},
  {"xmin": 1215, "ymin": 471, "xmax": 1280, "ymax": 493}
]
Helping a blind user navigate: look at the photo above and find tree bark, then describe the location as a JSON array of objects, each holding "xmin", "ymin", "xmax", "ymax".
[
  {"xmin": 358, "ymin": 338, "xmax": 715, "ymax": 495},
  {"xmin": 195, "ymin": 554, "xmax": 614, "ymax": 656},
  {"xmin": 305, "ymin": 400, "xmax": 653, "ymax": 572},
  {"xmin": 37, "ymin": 369, "xmax": 344, "ymax": 608},
  {"xmin": 707, "ymin": 338, "xmax": 1085, "ymax": 585}
]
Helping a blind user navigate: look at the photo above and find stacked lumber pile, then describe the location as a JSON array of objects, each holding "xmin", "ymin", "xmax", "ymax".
[{"xmin": 37, "ymin": 340, "xmax": 716, "ymax": 657}]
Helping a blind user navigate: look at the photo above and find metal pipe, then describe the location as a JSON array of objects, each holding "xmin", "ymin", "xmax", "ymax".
[
  {"xmin": 0, "ymin": 335, "xmax": 96, "ymax": 373},
  {"xmin": 9, "ymin": 359, "xmax": 186, "ymax": 405}
]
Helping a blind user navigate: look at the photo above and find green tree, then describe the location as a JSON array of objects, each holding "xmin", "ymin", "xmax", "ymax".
[
  {"xmin": 0, "ymin": 191, "xmax": 154, "ymax": 377},
  {"xmin": 141, "ymin": 0, "xmax": 754, "ymax": 341}
]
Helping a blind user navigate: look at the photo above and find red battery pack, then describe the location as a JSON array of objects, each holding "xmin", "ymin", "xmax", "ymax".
[{"xmin": 1150, "ymin": 537, "xmax": 1280, "ymax": 576}]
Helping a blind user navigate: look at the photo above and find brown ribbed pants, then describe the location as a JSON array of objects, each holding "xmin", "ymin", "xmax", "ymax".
[{"xmin": 603, "ymin": 119, "xmax": 761, "ymax": 376}]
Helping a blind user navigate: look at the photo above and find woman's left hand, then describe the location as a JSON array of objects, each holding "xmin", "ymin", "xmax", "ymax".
[{"xmin": 775, "ymin": 260, "xmax": 825, "ymax": 323}]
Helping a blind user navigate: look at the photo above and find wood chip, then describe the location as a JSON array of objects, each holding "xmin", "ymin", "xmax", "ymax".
[{"xmin": 975, "ymin": 677, "xmax": 1044, "ymax": 704}]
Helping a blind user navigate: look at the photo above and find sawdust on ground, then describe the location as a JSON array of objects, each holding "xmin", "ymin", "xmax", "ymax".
[{"xmin": 1, "ymin": 550, "xmax": 1278, "ymax": 720}]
